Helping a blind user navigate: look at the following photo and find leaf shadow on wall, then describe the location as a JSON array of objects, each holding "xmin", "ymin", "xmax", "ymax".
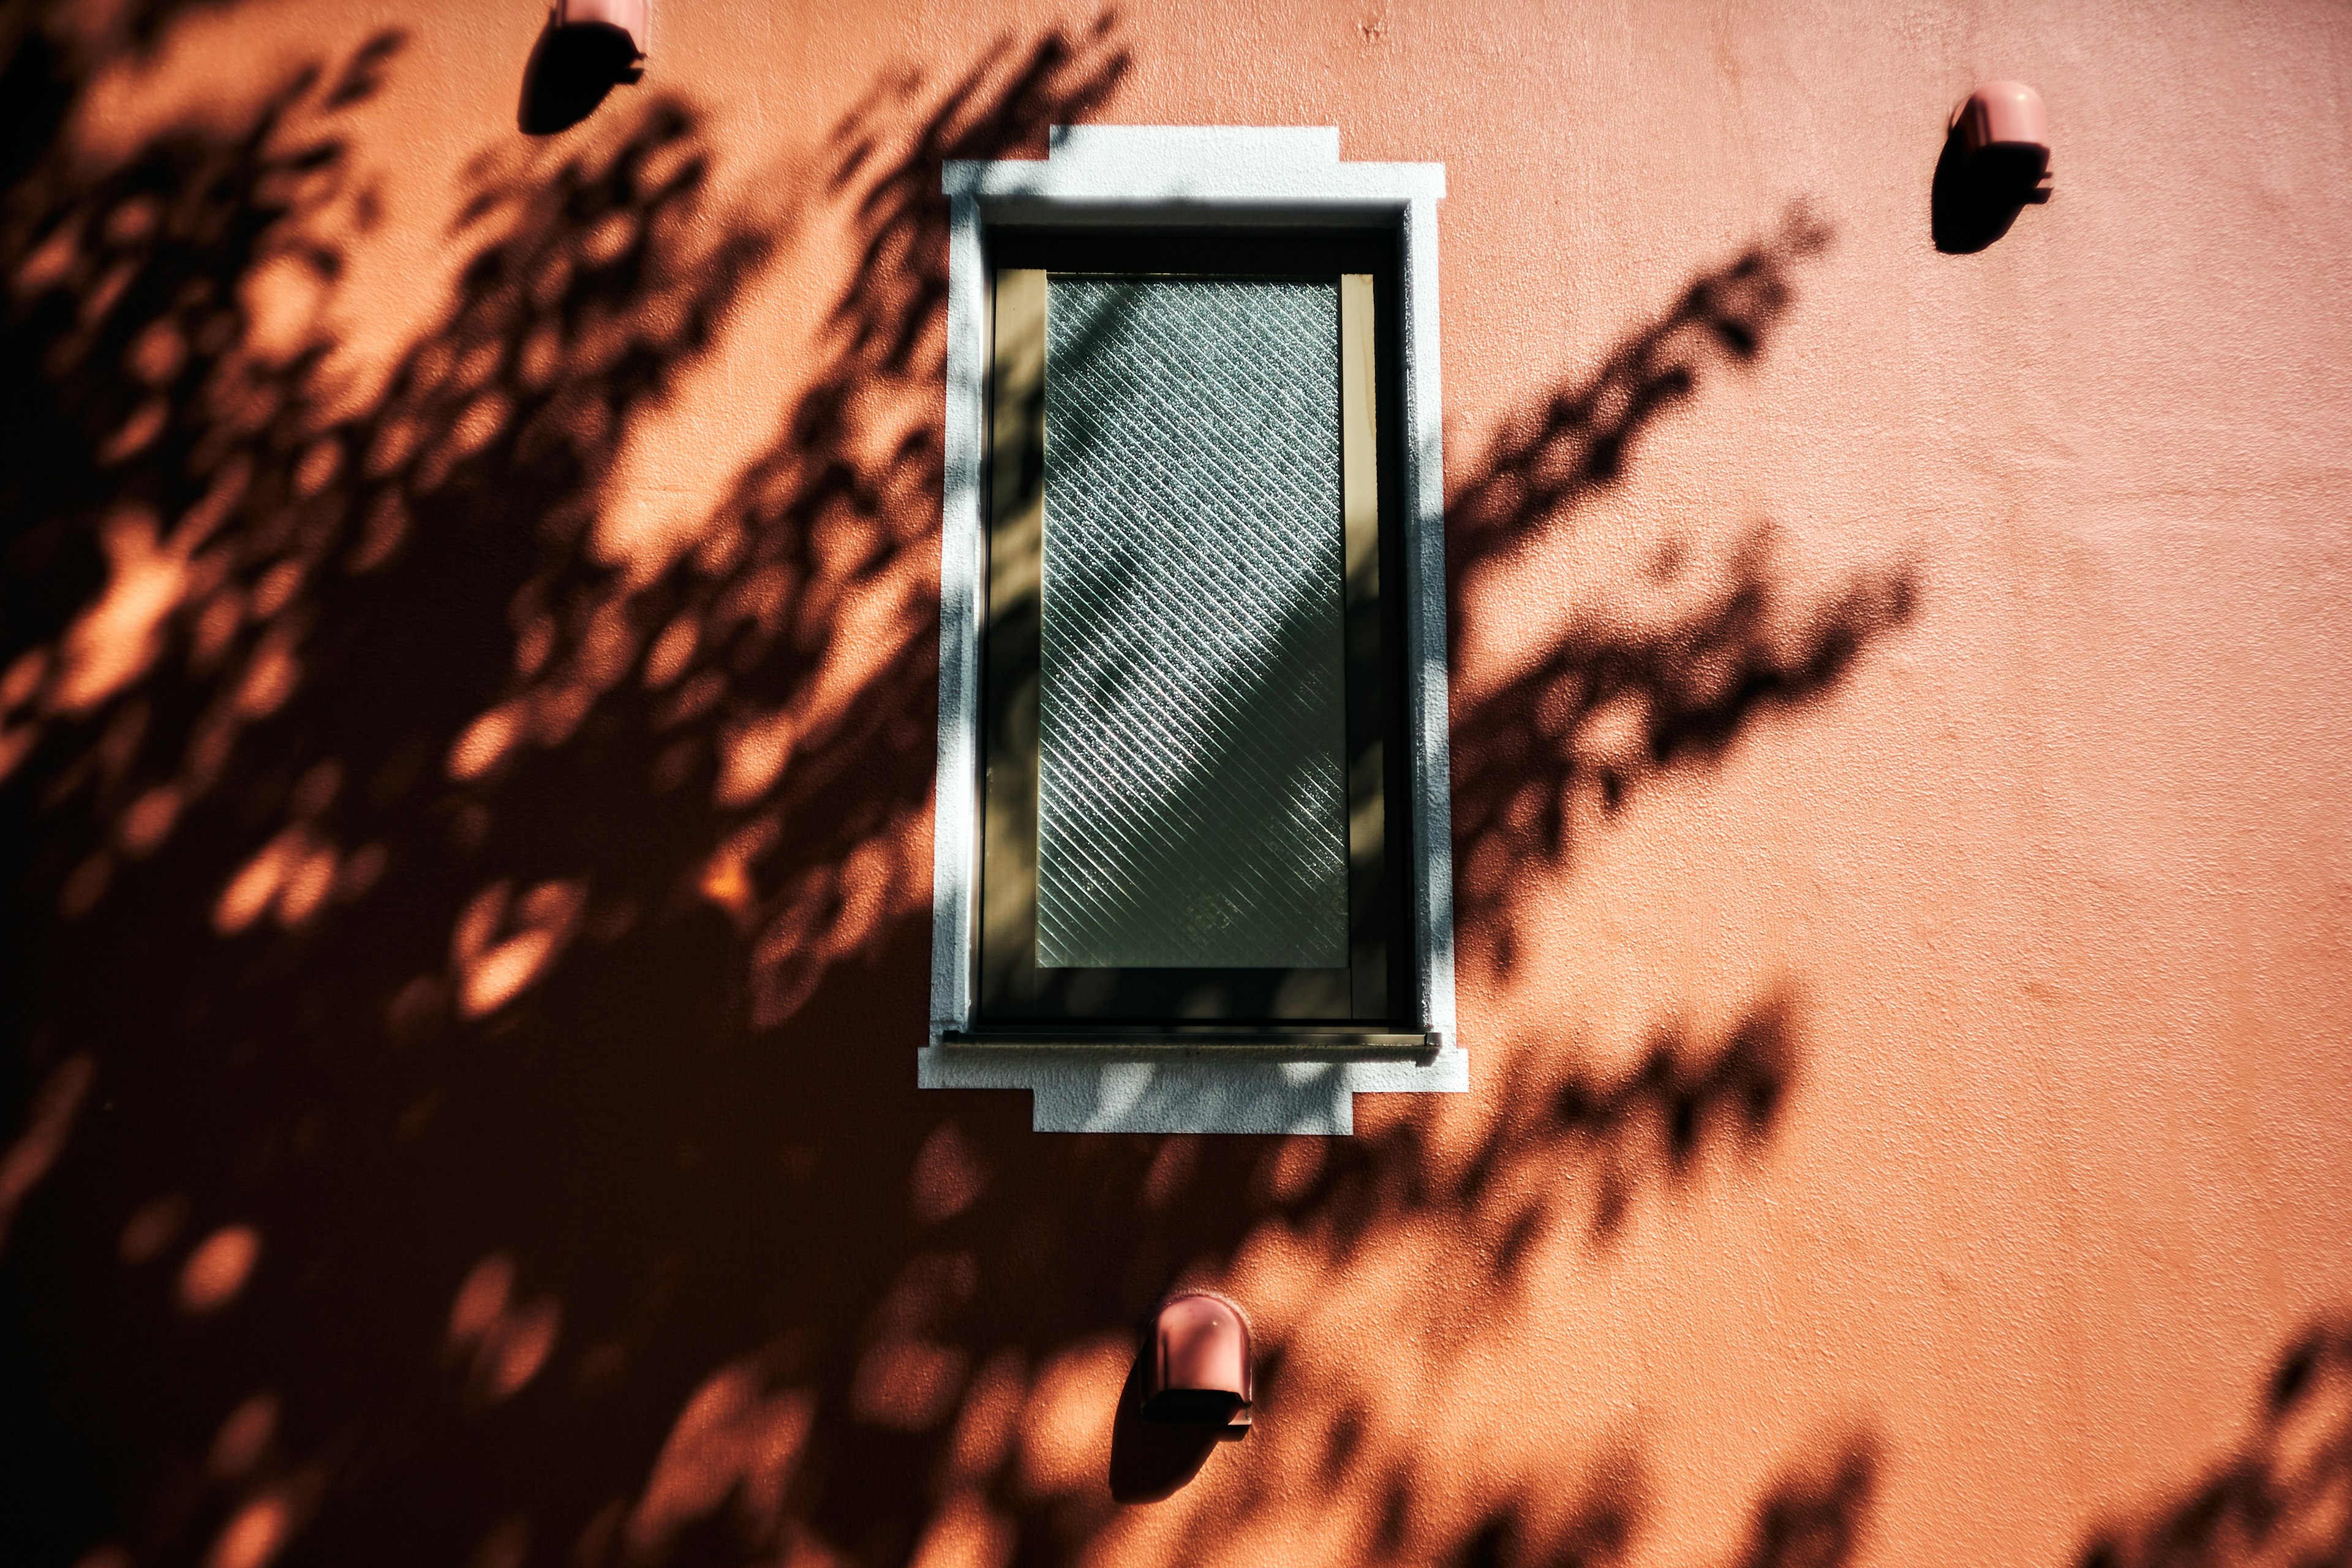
[
  {"xmin": 0, "ymin": 11, "xmax": 1953, "ymax": 1568},
  {"xmin": 2075, "ymin": 1319, "xmax": 2352, "ymax": 1568},
  {"xmin": 1444, "ymin": 207, "xmax": 1920, "ymax": 973}
]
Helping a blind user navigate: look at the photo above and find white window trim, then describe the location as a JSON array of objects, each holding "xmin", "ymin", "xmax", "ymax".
[{"xmin": 922, "ymin": 126, "xmax": 1464, "ymax": 1134}]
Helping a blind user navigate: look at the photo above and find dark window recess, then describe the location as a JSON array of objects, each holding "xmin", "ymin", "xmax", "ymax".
[{"xmin": 967, "ymin": 227, "xmax": 1419, "ymax": 1036}]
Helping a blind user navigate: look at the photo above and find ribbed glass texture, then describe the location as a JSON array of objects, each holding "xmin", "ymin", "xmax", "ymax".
[{"xmin": 1035, "ymin": 276, "xmax": 1351, "ymax": 970}]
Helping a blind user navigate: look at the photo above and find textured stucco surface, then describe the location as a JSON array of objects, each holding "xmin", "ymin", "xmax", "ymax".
[{"xmin": 1, "ymin": 2, "xmax": 2348, "ymax": 1566}]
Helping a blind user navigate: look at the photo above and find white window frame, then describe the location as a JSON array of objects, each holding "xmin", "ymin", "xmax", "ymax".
[{"xmin": 922, "ymin": 126, "xmax": 1463, "ymax": 1134}]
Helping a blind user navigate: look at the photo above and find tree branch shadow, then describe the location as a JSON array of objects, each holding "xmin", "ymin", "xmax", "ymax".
[
  {"xmin": 0, "ymin": 13, "xmax": 2046, "ymax": 1568},
  {"xmin": 2075, "ymin": 1319, "xmax": 2352, "ymax": 1568},
  {"xmin": 1442, "ymin": 209, "xmax": 1919, "ymax": 971}
]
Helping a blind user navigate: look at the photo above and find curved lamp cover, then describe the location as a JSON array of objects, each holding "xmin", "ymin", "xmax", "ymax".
[
  {"xmin": 558, "ymin": 0, "xmax": 649, "ymax": 59},
  {"xmin": 1144, "ymin": 1292, "xmax": 1253, "ymax": 1431},
  {"xmin": 1951, "ymin": 81, "xmax": 2049, "ymax": 173}
]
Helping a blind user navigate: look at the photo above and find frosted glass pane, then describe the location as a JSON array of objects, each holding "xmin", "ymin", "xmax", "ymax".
[{"xmin": 1036, "ymin": 276, "xmax": 1351, "ymax": 969}]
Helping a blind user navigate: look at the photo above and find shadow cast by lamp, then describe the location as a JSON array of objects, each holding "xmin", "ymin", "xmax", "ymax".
[
  {"xmin": 519, "ymin": 1, "xmax": 648, "ymax": 136},
  {"xmin": 1932, "ymin": 81, "xmax": 2053, "ymax": 254},
  {"xmin": 1109, "ymin": 1292, "xmax": 1252, "ymax": 1503},
  {"xmin": 1107, "ymin": 1356, "xmax": 1225, "ymax": 1504}
]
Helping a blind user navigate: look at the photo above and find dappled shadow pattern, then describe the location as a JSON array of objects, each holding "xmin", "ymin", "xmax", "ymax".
[
  {"xmin": 2, "ymin": 12, "xmax": 1891, "ymax": 1568},
  {"xmin": 1733, "ymin": 1438, "xmax": 1877, "ymax": 1568},
  {"xmin": 1199, "ymin": 1429, "xmax": 1871, "ymax": 1568},
  {"xmin": 0, "ymin": 15, "xmax": 1142, "ymax": 1568},
  {"xmin": 1447, "ymin": 205, "xmax": 1832, "ymax": 589},
  {"xmin": 1444, "ymin": 208, "xmax": 1918, "ymax": 967},
  {"xmin": 1451, "ymin": 526, "xmax": 1917, "ymax": 964},
  {"xmin": 2075, "ymin": 1320, "xmax": 2352, "ymax": 1568},
  {"xmin": 1428, "ymin": 1457, "xmax": 1642, "ymax": 1568},
  {"xmin": 1548, "ymin": 990, "xmax": 1793, "ymax": 1245},
  {"xmin": 1248, "ymin": 990, "xmax": 1798, "ymax": 1279}
]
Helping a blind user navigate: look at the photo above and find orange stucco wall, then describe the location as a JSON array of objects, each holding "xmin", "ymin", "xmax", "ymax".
[{"xmin": 2, "ymin": 2, "xmax": 2349, "ymax": 1567}]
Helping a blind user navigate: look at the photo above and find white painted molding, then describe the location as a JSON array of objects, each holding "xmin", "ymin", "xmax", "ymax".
[{"xmin": 924, "ymin": 126, "xmax": 1462, "ymax": 1134}]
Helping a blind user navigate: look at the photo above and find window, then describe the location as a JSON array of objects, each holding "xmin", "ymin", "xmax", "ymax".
[{"xmin": 925, "ymin": 129, "xmax": 1463, "ymax": 1133}]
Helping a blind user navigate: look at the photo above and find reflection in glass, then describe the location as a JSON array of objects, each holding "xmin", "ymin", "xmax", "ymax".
[{"xmin": 1036, "ymin": 277, "xmax": 1350, "ymax": 969}]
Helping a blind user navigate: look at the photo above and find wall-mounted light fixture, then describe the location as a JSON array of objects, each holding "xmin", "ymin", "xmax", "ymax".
[
  {"xmin": 556, "ymin": 0, "xmax": 648, "ymax": 79},
  {"xmin": 1950, "ymin": 81, "xmax": 2052, "ymax": 203},
  {"xmin": 521, "ymin": 0, "xmax": 649, "ymax": 135},
  {"xmin": 1143, "ymin": 1292, "xmax": 1253, "ymax": 1438},
  {"xmin": 1933, "ymin": 81, "xmax": 2052, "ymax": 254}
]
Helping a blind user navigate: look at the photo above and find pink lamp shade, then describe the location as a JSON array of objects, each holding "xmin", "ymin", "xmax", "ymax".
[
  {"xmin": 558, "ymin": 0, "xmax": 649, "ymax": 59},
  {"xmin": 1950, "ymin": 81, "xmax": 2050, "ymax": 178},
  {"xmin": 1143, "ymin": 1292, "xmax": 1253, "ymax": 1431}
]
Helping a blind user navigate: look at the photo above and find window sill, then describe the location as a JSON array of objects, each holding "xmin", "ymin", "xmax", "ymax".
[
  {"xmin": 919, "ymin": 1030, "xmax": 1467, "ymax": 1136},
  {"xmin": 939, "ymin": 1028, "xmax": 1444, "ymax": 1061}
]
